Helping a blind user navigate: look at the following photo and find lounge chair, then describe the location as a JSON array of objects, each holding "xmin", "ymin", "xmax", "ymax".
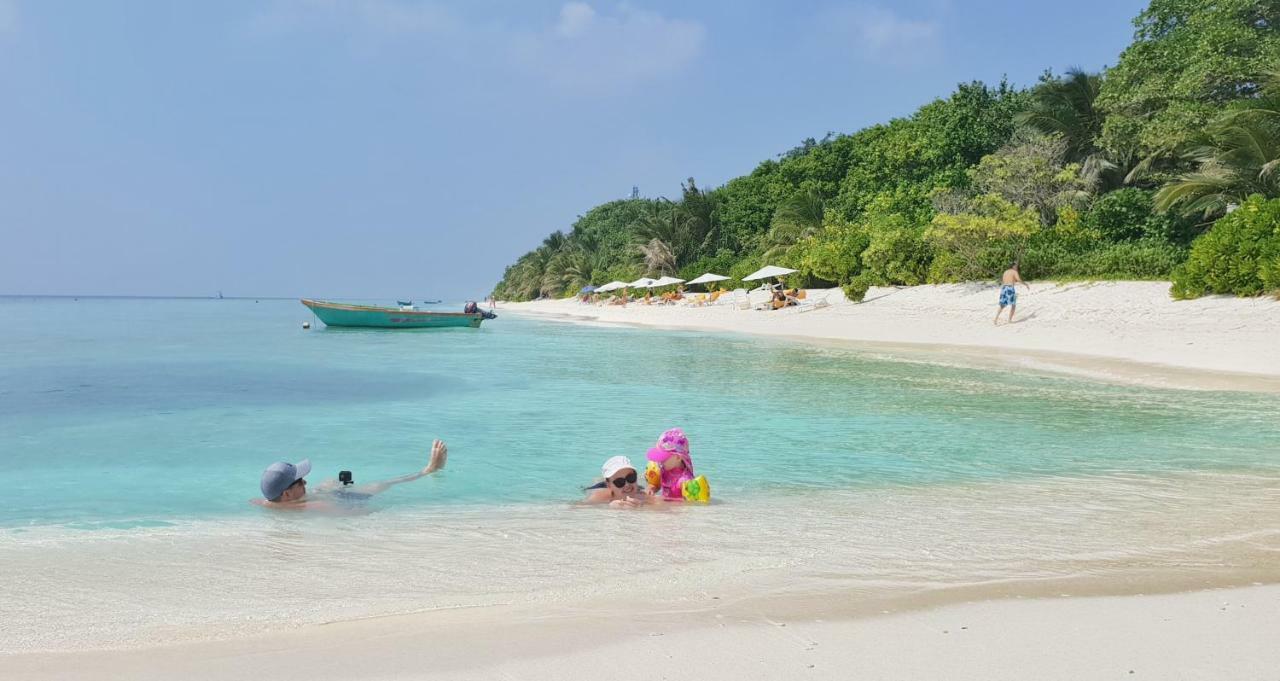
[{"xmin": 791, "ymin": 289, "xmax": 833, "ymax": 313}]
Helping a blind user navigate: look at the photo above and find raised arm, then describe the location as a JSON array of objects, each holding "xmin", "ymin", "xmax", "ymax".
[{"xmin": 356, "ymin": 439, "xmax": 448, "ymax": 495}]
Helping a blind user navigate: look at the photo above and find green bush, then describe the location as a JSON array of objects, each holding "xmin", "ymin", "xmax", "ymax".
[
  {"xmin": 794, "ymin": 217, "xmax": 869, "ymax": 285},
  {"xmin": 842, "ymin": 273, "xmax": 873, "ymax": 302},
  {"xmin": 679, "ymin": 249, "xmax": 740, "ymax": 283},
  {"xmin": 859, "ymin": 213, "xmax": 930, "ymax": 285},
  {"xmin": 1082, "ymin": 188, "xmax": 1192, "ymax": 244},
  {"xmin": 1025, "ymin": 239, "xmax": 1186, "ymax": 280},
  {"xmin": 924, "ymin": 195, "xmax": 1039, "ymax": 281},
  {"xmin": 1171, "ymin": 195, "xmax": 1280, "ymax": 299}
]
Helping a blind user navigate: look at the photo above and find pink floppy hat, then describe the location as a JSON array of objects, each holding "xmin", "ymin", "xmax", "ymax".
[{"xmin": 646, "ymin": 428, "xmax": 693, "ymax": 471}]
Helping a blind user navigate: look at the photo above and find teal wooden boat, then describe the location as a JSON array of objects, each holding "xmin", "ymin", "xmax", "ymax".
[{"xmin": 301, "ymin": 299, "xmax": 489, "ymax": 329}]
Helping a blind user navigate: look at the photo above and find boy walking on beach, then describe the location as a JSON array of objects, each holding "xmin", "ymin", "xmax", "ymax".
[{"xmin": 995, "ymin": 262, "xmax": 1030, "ymax": 325}]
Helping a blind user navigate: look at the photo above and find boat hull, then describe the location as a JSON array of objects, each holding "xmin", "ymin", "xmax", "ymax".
[{"xmin": 301, "ymin": 299, "xmax": 485, "ymax": 329}]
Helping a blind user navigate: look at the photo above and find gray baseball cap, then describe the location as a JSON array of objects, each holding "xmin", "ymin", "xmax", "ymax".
[{"xmin": 260, "ymin": 459, "xmax": 312, "ymax": 500}]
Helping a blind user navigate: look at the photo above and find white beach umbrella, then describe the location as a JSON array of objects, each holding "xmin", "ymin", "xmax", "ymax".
[
  {"xmin": 685, "ymin": 272, "xmax": 729, "ymax": 286},
  {"xmin": 596, "ymin": 281, "xmax": 626, "ymax": 293},
  {"xmin": 652, "ymin": 276, "xmax": 685, "ymax": 287},
  {"xmin": 742, "ymin": 265, "xmax": 797, "ymax": 281},
  {"xmin": 628, "ymin": 277, "xmax": 659, "ymax": 289}
]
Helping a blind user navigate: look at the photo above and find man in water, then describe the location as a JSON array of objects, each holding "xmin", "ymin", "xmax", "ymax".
[
  {"xmin": 254, "ymin": 439, "xmax": 448, "ymax": 509},
  {"xmin": 994, "ymin": 262, "xmax": 1031, "ymax": 325}
]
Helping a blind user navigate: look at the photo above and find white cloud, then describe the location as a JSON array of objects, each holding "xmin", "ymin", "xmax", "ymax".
[
  {"xmin": 250, "ymin": 1, "xmax": 705, "ymax": 93},
  {"xmin": 0, "ymin": 0, "xmax": 18, "ymax": 34},
  {"xmin": 821, "ymin": 5, "xmax": 940, "ymax": 66},
  {"xmin": 555, "ymin": 2, "xmax": 596, "ymax": 38},
  {"xmin": 509, "ymin": 3, "xmax": 706, "ymax": 91}
]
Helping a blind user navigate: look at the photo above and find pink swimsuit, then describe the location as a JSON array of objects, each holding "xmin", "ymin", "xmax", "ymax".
[{"xmin": 656, "ymin": 468, "xmax": 694, "ymax": 500}]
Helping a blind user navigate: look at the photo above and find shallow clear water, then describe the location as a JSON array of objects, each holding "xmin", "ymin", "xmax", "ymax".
[{"xmin": 3, "ymin": 297, "xmax": 1279, "ymax": 651}]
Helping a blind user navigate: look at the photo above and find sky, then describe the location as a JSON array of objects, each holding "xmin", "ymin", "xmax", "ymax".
[{"xmin": 0, "ymin": 0, "xmax": 1150, "ymax": 299}]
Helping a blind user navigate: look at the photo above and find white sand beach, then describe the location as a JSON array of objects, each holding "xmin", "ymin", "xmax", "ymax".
[
  {"xmin": 507, "ymin": 281, "xmax": 1280, "ymax": 391},
  {"xmin": 9, "ymin": 584, "xmax": 1278, "ymax": 681}
]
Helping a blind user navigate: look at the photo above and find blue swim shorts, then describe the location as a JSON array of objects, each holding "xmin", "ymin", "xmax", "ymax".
[{"xmin": 999, "ymin": 285, "xmax": 1017, "ymax": 307}]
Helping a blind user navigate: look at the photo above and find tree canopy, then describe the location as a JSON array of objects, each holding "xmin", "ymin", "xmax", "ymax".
[{"xmin": 492, "ymin": 0, "xmax": 1280, "ymax": 301}]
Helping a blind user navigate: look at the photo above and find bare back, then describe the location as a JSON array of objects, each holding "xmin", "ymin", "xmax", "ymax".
[{"xmin": 1001, "ymin": 268, "xmax": 1022, "ymax": 285}]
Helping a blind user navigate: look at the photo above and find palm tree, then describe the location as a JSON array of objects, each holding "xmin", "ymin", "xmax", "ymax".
[
  {"xmin": 1154, "ymin": 116, "xmax": 1280, "ymax": 219},
  {"xmin": 508, "ymin": 248, "xmax": 551, "ymax": 300},
  {"xmin": 557, "ymin": 248, "xmax": 606, "ymax": 292},
  {"xmin": 635, "ymin": 200, "xmax": 685, "ymax": 250},
  {"xmin": 1156, "ymin": 77, "xmax": 1280, "ymax": 219},
  {"xmin": 636, "ymin": 238, "xmax": 676, "ymax": 275},
  {"xmin": 541, "ymin": 231, "xmax": 569, "ymax": 253},
  {"xmin": 761, "ymin": 189, "xmax": 824, "ymax": 259},
  {"xmin": 679, "ymin": 177, "xmax": 720, "ymax": 258},
  {"xmin": 1016, "ymin": 68, "xmax": 1128, "ymax": 190},
  {"xmin": 1016, "ymin": 69, "xmax": 1104, "ymax": 162}
]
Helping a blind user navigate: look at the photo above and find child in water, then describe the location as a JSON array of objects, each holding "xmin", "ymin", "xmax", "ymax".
[{"xmin": 646, "ymin": 427, "xmax": 696, "ymax": 501}]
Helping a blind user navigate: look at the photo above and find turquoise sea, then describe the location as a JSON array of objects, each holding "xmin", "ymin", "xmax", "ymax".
[{"xmin": 3, "ymin": 297, "xmax": 1279, "ymax": 651}]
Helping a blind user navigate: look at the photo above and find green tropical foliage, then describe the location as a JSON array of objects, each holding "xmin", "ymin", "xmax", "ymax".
[
  {"xmin": 1156, "ymin": 81, "xmax": 1280, "ymax": 219},
  {"xmin": 1171, "ymin": 195, "xmax": 1280, "ymax": 298},
  {"xmin": 492, "ymin": 1, "xmax": 1280, "ymax": 302},
  {"xmin": 1097, "ymin": 0, "xmax": 1280, "ymax": 165},
  {"xmin": 925, "ymin": 196, "xmax": 1042, "ymax": 281}
]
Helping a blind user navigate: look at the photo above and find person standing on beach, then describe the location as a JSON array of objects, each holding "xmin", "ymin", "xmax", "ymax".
[
  {"xmin": 995, "ymin": 262, "xmax": 1030, "ymax": 325},
  {"xmin": 253, "ymin": 439, "xmax": 448, "ymax": 510}
]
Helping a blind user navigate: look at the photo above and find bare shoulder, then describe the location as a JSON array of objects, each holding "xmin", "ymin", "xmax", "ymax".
[{"xmin": 583, "ymin": 488, "xmax": 612, "ymax": 504}]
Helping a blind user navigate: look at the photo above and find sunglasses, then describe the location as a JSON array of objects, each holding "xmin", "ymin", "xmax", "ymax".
[{"xmin": 610, "ymin": 472, "xmax": 638, "ymax": 488}]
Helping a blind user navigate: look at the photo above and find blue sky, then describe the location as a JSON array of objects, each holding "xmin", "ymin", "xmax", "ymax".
[{"xmin": 0, "ymin": 0, "xmax": 1148, "ymax": 299}]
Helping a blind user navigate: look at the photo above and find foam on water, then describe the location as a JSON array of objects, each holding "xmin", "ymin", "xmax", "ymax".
[{"xmin": 2, "ymin": 297, "xmax": 1279, "ymax": 651}]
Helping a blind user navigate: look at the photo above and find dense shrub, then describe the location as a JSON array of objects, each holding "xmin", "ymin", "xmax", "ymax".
[
  {"xmin": 1024, "ymin": 239, "xmax": 1186, "ymax": 280},
  {"xmin": 924, "ymin": 195, "xmax": 1040, "ymax": 280},
  {"xmin": 1171, "ymin": 195, "xmax": 1280, "ymax": 299},
  {"xmin": 793, "ymin": 217, "xmax": 869, "ymax": 285},
  {"xmin": 841, "ymin": 273, "xmax": 873, "ymax": 303},
  {"xmin": 679, "ymin": 249, "xmax": 740, "ymax": 283},
  {"xmin": 859, "ymin": 213, "xmax": 931, "ymax": 285},
  {"xmin": 1082, "ymin": 188, "xmax": 1192, "ymax": 243}
]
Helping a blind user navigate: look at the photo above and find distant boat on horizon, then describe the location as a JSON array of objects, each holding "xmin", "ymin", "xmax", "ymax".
[
  {"xmin": 217, "ymin": 291, "xmax": 223, "ymax": 299},
  {"xmin": 301, "ymin": 299, "xmax": 492, "ymax": 329}
]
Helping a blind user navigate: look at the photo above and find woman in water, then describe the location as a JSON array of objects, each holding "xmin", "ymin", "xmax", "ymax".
[{"xmin": 584, "ymin": 455, "xmax": 651, "ymax": 508}]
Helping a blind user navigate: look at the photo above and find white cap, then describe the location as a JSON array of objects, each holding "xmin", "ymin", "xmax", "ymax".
[{"xmin": 601, "ymin": 455, "xmax": 635, "ymax": 479}]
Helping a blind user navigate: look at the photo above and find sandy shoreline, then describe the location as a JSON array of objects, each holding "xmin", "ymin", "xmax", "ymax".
[
  {"xmin": 505, "ymin": 281, "xmax": 1280, "ymax": 391},
  {"xmin": 10, "ymin": 584, "xmax": 1278, "ymax": 680}
]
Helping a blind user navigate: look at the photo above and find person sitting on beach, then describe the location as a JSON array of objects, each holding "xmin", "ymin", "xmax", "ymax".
[
  {"xmin": 253, "ymin": 439, "xmax": 448, "ymax": 509},
  {"xmin": 994, "ymin": 262, "xmax": 1031, "ymax": 325},
  {"xmin": 583, "ymin": 455, "xmax": 651, "ymax": 508},
  {"xmin": 771, "ymin": 289, "xmax": 795, "ymax": 310}
]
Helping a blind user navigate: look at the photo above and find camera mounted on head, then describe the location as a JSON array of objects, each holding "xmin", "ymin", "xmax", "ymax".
[{"xmin": 338, "ymin": 470, "xmax": 353, "ymax": 486}]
